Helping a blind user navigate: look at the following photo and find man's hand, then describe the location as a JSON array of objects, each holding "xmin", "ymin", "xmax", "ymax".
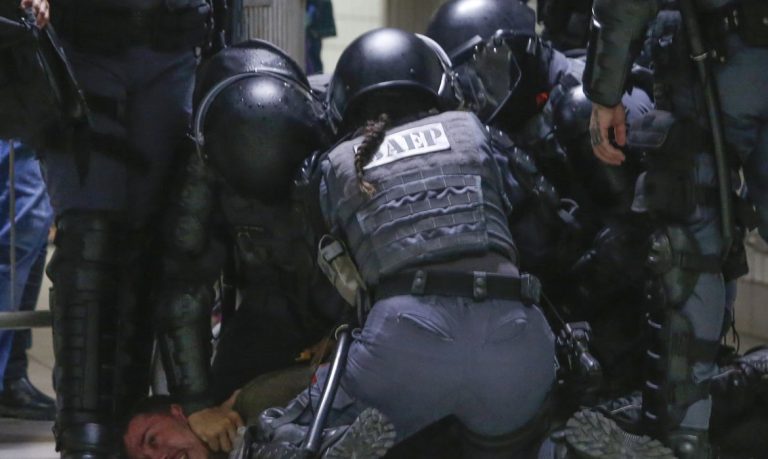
[
  {"xmin": 19, "ymin": 0, "xmax": 49, "ymax": 28},
  {"xmin": 590, "ymin": 102, "xmax": 627, "ymax": 166},
  {"xmin": 188, "ymin": 406, "xmax": 244, "ymax": 453}
]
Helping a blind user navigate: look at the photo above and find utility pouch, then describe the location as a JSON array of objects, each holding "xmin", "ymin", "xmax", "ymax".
[
  {"xmin": 629, "ymin": 110, "xmax": 701, "ymax": 221},
  {"xmin": 722, "ymin": 225, "xmax": 748, "ymax": 282},
  {"xmin": 317, "ymin": 235, "xmax": 366, "ymax": 308},
  {"xmin": 739, "ymin": 0, "xmax": 768, "ymax": 47},
  {"xmin": 648, "ymin": 10, "xmax": 692, "ymax": 85}
]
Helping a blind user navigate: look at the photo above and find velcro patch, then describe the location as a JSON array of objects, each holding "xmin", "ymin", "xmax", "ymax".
[{"xmin": 360, "ymin": 123, "xmax": 451, "ymax": 170}]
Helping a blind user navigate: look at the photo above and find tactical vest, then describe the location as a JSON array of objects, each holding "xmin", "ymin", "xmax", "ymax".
[{"xmin": 323, "ymin": 111, "xmax": 517, "ymax": 285}]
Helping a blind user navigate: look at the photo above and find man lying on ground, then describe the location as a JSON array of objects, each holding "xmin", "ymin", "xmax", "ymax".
[{"xmin": 123, "ymin": 365, "xmax": 312, "ymax": 459}]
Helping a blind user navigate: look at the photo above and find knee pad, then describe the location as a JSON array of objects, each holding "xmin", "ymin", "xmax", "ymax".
[
  {"xmin": 629, "ymin": 111, "xmax": 715, "ymax": 221},
  {"xmin": 646, "ymin": 224, "xmax": 720, "ymax": 308},
  {"xmin": 47, "ymin": 210, "xmax": 123, "ymax": 297},
  {"xmin": 155, "ymin": 282, "xmax": 214, "ymax": 409}
]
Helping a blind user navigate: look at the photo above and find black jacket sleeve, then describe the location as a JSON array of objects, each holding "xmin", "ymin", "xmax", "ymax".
[{"xmin": 583, "ymin": 0, "xmax": 658, "ymax": 107}]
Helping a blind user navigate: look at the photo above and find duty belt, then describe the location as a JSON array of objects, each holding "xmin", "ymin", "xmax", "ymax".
[{"xmin": 374, "ymin": 270, "xmax": 541, "ymax": 305}]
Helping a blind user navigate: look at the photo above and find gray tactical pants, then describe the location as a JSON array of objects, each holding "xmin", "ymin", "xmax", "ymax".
[
  {"xmin": 41, "ymin": 44, "xmax": 196, "ymax": 224},
  {"xmin": 282, "ymin": 294, "xmax": 556, "ymax": 447},
  {"xmin": 634, "ymin": 31, "xmax": 768, "ymax": 432}
]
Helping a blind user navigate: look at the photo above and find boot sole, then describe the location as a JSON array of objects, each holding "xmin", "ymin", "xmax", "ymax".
[
  {"xmin": 564, "ymin": 409, "xmax": 676, "ymax": 459},
  {"xmin": 323, "ymin": 408, "xmax": 396, "ymax": 459}
]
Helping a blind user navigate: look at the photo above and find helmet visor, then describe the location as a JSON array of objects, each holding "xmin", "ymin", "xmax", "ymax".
[{"xmin": 471, "ymin": 32, "xmax": 527, "ymax": 123}]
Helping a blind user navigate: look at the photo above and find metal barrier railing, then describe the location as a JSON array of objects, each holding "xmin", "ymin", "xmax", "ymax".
[{"xmin": 0, "ymin": 310, "xmax": 52, "ymax": 330}]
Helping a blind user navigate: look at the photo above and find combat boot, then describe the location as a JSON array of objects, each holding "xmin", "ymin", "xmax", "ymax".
[
  {"xmin": 736, "ymin": 346, "xmax": 768, "ymax": 381},
  {"xmin": 322, "ymin": 408, "xmax": 395, "ymax": 459},
  {"xmin": 0, "ymin": 376, "xmax": 56, "ymax": 420},
  {"xmin": 563, "ymin": 409, "xmax": 676, "ymax": 459},
  {"xmin": 666, "ymin": 428, "xmax": 712, "ymax": 459}
]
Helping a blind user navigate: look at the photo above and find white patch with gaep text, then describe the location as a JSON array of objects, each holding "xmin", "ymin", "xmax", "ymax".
[{"xmin": 359, "ymin": 123, "xmax": 451, "ymax": 170}]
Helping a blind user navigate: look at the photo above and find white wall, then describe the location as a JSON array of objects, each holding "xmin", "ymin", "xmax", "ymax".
[
  {"xmin": 321, "ymin": 0, "xmax": 386, "ymax": 73},
  {"xmin": 320, "ymin": 0, "xmax": 539, "ymax": 73}
]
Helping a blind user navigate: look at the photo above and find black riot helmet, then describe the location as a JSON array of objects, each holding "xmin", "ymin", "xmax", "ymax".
[
  {"xmin": 327, "ymin": 28, "xmax": 461, "ymax": 129},
  {"xmin": 194, "ymin": 39, "xmax": 309, "ymax": 106},
  {"xmin": 426, "ymin": 0, "xmax": 536, "ymax": 58},
  {"xmin": 552, "ymin": 85, "xmax": 638, "ymax": 212},
  {"xmin": 193, "ymin": 44, "xmax": 332, "ymax": 203},
  {"xmin": 425, "ymin": 0, "xmax": 546, "ymax": 128},
  {"xmin": 537, "ymin": 0, "xmax": 592, "ymax": 52}
]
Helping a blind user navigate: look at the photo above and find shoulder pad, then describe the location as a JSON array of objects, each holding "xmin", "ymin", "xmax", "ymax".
[{"xmin": 488, "ymin": 126, "xmax": 516, "ymax": 151}]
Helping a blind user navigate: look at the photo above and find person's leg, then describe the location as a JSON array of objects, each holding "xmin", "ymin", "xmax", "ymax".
[
  {"xmin": 6, "ymin": 142, "xmax": 53, "ymax": 387},
  {"xmin": 0, "ymin": 243, "xmax": 56, "ymax": 421},
  {"xmin": 109, "ymin": 46, "xmax": 198, "ymax": 421},
  {"xmin": 41, "ymin": 42, "xmax": 134, "ymax": 458},
  {"xmin": 742, "ymin": 126, "xmax": 768, "ymax": 242},
  {"xmin": 715, "ymin": 37, "xmax": 768, "ymax": 241},
  {"xmin": 251, "ymin": 295, "xmax": 463, "ymax": 457},
  {"xmin": 0, "ymin": 245, "xmax": 36, "ymax": 393},
  {"xmin": 125, "ymin": 47, "xmax": 196, "ymax": 223},
  {"xmin": 247, "ymin": 362, "xmax": 394, "ymax": 459},
  {"xmin": 637, "ymin": 38, "xmax": 768, "ymax": 457},
  {"xmin": 0, "ymin": 141, "xmax": 53, "ymax": 393},
  {"xmin": 4, "ymin": 245, "xmax": 46, "ymax": 382},
  {"xmin": 45, "ymin": 44, "xmax": 195, "ymax": 458},
  {"xmin": 340, "ymin": 295, "xmax": 467, "ymax": 442},
  {"xmin": 457, "ymin": 300, "xmax": 556, "ymax": 458},
  {"xmin": 641, "ymin": 152, "xmax": 725, "ymax": 458}
]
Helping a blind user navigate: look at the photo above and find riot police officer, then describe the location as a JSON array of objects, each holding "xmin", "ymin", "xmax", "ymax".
[
  {"xmin": 249, "ymin": 28, "xmax": 557, "ymax": 459},
  {"xmin": 536, "ymin": 0, "xmax": 592, "ymax": 52},
  {"xmin": 153, "ymin": 40, "xmax": 343, "ymax": 453},
  {"xmin": 39, "ymin": 0, "xmax": 212, "ymax": 457},
  {"xmin": 424, "ymin": 0, "xmax": 653, "ymax": 289},
  {"xmin": 423, "ymin": 3, "xmax": 655, "ymax": 386},
  {"xmin": 584, "ymin": 0, "xmax": 768, "ymax": 456}
]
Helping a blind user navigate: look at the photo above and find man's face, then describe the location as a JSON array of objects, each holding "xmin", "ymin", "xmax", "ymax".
[{"xmin": 123, "ymin": 405, "xmax": 210, "ymax": 459}]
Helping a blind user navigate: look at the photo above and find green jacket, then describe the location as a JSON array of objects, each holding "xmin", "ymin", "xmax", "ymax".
[
  {"xmin": 233, "ymin": 365, "xmax": 313, "ymax": 425},
  {"xmin": 583, "ymin": 0, "xmax": 658, "ymax": 106}
]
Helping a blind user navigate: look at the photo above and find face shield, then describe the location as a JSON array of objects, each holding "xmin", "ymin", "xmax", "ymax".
[{"xmin": 451, "ymin": 30, "xmax": 537, "ymax": 124}]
